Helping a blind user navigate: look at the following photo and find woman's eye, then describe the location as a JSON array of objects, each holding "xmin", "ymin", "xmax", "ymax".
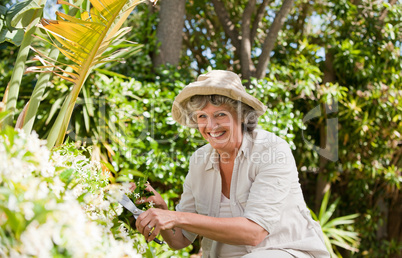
[
  {"xmin": 198, "ymin": 114, "xmax": 206, "ymax": 119},
  {"xmin": 216, "ymin": 112, "xmax": 226, "ymax": 117}
]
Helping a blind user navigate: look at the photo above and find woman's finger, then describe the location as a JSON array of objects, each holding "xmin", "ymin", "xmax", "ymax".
[
  {"xmin": 148, "ymin": 224, "xmax": 161, "ymax": 242},
  {"xmin": 129, "ymin": 182, "xmax": 136, "ymax": 191},
  {"xmin": 145, "ymin": 183, "xmax": 158, "ymax": 195},
  {"xmin": 143, "ymin": 222, "xmax": 154, "ymax": 239},
  {"xmin": 135, "ymin": 197, "xmax": 147, "ymax": 205},
  {"xmin": 136, "ymin": 212, "xmax": 150, "ymax": 235},
  {"xmin": 137, "ymin": 183, "xmax": 167, "ymax": 210}
]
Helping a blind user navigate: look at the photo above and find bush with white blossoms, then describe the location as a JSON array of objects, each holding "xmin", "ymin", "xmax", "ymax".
[{"xmin": 0, "ymin": 127, "xmax": 143, "ymax": 257}]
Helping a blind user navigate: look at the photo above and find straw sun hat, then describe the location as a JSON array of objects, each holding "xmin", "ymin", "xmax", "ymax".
[{"xmin": 171, "ymin": 70, "xmax": 267, "ymax": 126}]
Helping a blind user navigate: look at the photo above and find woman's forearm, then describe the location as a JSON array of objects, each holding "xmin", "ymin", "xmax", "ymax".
[
  {"xmin": 137, "ymin": 209, "xmax": 268, "ymax": 248},
  {"xmin": 175, "ymin": 212, "xmax": 268, "ymax": 246}
]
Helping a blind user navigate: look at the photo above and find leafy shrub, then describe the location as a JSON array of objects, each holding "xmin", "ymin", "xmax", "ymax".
[{"xmin": 0, "ymin": 127, "xmax": 143, "ymax": 256}]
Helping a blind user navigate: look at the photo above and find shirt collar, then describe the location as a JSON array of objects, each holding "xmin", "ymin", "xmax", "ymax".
[
  {"xmin": 239, "ymin": 131, "xmax": 252, "ymax": 158},
  {"xmin": 205, "ymin": 147, "xmax": 219, "ymax": 171},
  {"xmin": 204, "ymin": 131, "xmax": 252, "ymax": 171}
]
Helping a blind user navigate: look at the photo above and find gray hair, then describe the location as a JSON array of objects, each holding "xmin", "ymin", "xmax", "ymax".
[{"xmin": 182, "ymin": 95, "xmax": 259, "ymax": 133}]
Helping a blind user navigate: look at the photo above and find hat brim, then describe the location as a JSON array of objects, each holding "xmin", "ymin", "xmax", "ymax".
[{"xmin": 172, "ymin": 85, "xmax": 267, "ymax": 126}]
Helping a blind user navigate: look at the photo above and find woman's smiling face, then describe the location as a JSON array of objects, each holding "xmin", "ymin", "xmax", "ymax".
[{"xmin": 195, "ymin": 102, "xmax": 243, "ymax": 154}]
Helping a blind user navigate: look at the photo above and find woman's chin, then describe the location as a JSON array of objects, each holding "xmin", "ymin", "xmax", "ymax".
[{"xmin": 209, "ymin": 140, "xmax": 232, "ymax": 153}]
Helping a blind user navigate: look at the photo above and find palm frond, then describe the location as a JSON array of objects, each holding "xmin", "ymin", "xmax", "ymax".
[
  {"xmin": 319, "ymin": 188, "xmax": 330, "ymax": 220},
  {"xmin": 2, "ymin": 0, "xmax": 45, "ymax": 127},
  {"xmin": 34, "ymin": 0, "xmax": 145, "ymax": 148},
  {"xmin": 310, "ymin": 190, "xmax": 360, "ymax": 257},
  {"xmin": 321, "ymin": 197, "xmax": 340, "ymax": 226},
  {"xmin": 324, "ymin": 213, "xmax": 360, "ymax": 228}
]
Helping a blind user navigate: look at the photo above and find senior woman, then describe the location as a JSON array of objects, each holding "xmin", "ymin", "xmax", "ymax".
[{"xmin": 135, "ymin": 70, "xmax": 329, "ymax": 258}]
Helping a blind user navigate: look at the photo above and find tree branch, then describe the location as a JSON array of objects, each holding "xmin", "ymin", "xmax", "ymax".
[
  {"xmin": 183, "ymin": 22, "xmax": 210, "ymax": 72},
  {"xmin": 379, "ymin": 0, "xmax": 397, "ymax": 23},
  {"xmin": 240, "ymin": 0, "xmax": 256, "ymax": 83},
  {"xmin": 293, "ymin": 1, "xmax": 310, "ymax": 37},
  {"xmin": 255, "ymin": 0, "xmax": 294, "ymax": 79},
  {"xmin": 250, "ymin": 0, "xmax": 271, "ymax": 44},
  {"xmin": 210, "ymin": 0, "xmax": 241, "ymax": 50}
]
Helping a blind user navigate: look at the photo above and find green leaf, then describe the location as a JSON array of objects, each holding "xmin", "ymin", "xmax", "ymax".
[
  {"xmin": 322, "ymin": 233, "xmax": 336, "ymax": 257},
  {"xmin": 23, "ymin": 47, "xmax": 60, "ymax": 134},
  {"xmin": 93, "ymin": 68, "xmax": 128, "ymax": 78},
  {"xmin": 83, "ymin": 103, "xmax": 90, "ymax": 133},
  {"xmin": 82, "ymin": 84, "xmax": 95, "ymax": 117},
  {"xmin": 101, "ymin": 160, "xmax": 116, "ymax": 174},
  {"xmin": 318, "ymin": 190, "xmax": 330, "ymax": 222},
  {"xmin": 0, "ymin": 27, "xmax": 25, "ymax": 46},
  {"xmin": 0, "ymin": 5, "xmax": 7, "ymax": 15},
  {"xmin": 324, "ymin": 213, "xmax": 359, "ymax": 228},
  {"xmin": 321, "ymin": 197, "xmax": 339, "ymax": 226},
  {"xmin": 3, "ymin": 12, "xmax": 41, "ymax": 126},
  {"xmin": 119, "ymin": 169, "xmax": 147, "ymax": 178},
  {"xmin": 309, "ymin": 208, "xmax": 319, "ymax": 221},
  {"xmin": 330, "ymin": 239, "xmax": 358, "ymax": 252},
  {"xmin": 0, "ymin": 205, "xmax": 26, "ymax": 238},
  {"xmin": 45, "ymin": 97, "xmax": 66, "ymax": 125},
  {"xmin": 7, "ymin": 0, "xmax": 43, "ymax": 29},
  {"xmin": 326, "ymin": 228, "xmax": 359, "ymax": 240},
  {"xmin": 42, "ymin": 0, "xmax": 144, "ymax": 148},
  {"xmin": 59, "ymin": 168, "xmax": 74, "ymax": 185}
]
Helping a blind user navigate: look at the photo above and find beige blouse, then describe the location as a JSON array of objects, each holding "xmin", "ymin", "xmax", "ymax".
[
  {"xmin": 216, "ymin": 193, "xmax": 247, "ymax": 257},
  {"xmin": 176, "ymin": 129, "xmax": 329, "ymax": 258}
]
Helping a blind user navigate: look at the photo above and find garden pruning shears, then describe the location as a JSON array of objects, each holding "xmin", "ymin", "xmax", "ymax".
[{"xmin": 118, "ymin": 194, "xmax": 164, "ymax": 245}]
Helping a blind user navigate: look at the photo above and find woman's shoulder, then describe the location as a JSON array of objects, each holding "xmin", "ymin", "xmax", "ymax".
[
  {"xmin": 248, "ymin": 129, "xmax": 288, "ymax": 147},
  {"xmin": 189, "ymin": 143, "xmax": 214, "ymax": 163},
  {"xmin": 194, "ymin": 143, "xmax": 213, "ymax": 155}
]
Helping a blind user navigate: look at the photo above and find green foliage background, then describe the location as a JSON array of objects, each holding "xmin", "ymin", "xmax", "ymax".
[{"xmin": 1, "ymin": 0, "xmax": 401, "ymax": 256}]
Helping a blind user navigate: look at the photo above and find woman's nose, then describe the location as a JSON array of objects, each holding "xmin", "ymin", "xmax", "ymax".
[{"xmin": 206, "ymin": 117, "xmax": 219, "ymax": 129}]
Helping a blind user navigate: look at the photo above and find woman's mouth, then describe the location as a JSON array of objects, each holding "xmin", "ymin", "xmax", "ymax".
[{"xmin": 208, "ymin": 131, "xmax": 226, "ymax": 138}]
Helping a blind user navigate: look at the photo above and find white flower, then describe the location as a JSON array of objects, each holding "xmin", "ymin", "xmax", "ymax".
[
  {"xmin": 115, "ymin": 204, "xmax": 123, "ymax": 216},
  {"xmin": 7, "ymin": 195, "xmax": 19, "ymax": 212},
  {"xmin": 22, "ymin": 202, "xmax": 35, "ymax": 220},
  {"xmin": 49, "ymin": 177, "xmax": 64, "ymax": 198},
  {"xmin": 99, "ymin": 200, "xmax": 111, "ymax": 211},
  {"xmin": 138, "ymin": 244, "xmax": 148, "ymax": 254},
  {"xmin": 20, "ymin": 220, "xmax": 54, "ymax": 257},
  {"xmin": 0, "ymin": 130, "xmax": 144, "ymax": 257},
  {"xmin": 37, "ymin": 181, "xmax": 50, "ymax": 199},
  {"xmin": 72, "ymin": 184, "xmax": 86, "ymax": 197},
  {"xmin": 107, "ymin": 240, "xmax": 141, "ymax": 258},
  {"xmin": 105, "ymin": 184, "xmax": 124, "ymax": 203}
]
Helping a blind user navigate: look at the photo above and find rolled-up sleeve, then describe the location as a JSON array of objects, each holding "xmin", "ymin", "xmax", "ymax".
[{"xmin": 243, "ymin": 141, "xmax": 297, "ymax": 234}]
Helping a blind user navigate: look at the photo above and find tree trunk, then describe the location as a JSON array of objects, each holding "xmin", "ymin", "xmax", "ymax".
[
  {"xmin": 314, "ymin": 50, "xmax": 336, "ymax": 210},
  {"xmin": 315, "ymin": 116, "xmax": 331, "ymax": 211},
  {"xmin": 388, "ymin": 195, "xmax": 402, "ymax": 258},
  {"xmin": 210, "ymin": 0, "xmax": 294, "ymax": 80},
  {"xmin": 250, "ymin": 0, "xmax": 271, "ymax": 43},
  {"xmin": 153, "ymin": 0, "xmax": 186, "ymax": 67}
]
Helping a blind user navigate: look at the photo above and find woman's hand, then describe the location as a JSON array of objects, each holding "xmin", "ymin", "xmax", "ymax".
[
  {"xmin": 136, "ymin": 208, "xmax": 177, "ymax": 242},
  {"xmin": 136, "ymin": 183, "xmax": 168, "ymax": 210},
  {"xmin": 129, "ymin": 182, "xmax": 168, "ymax": 210},
  {"xmin": 130, "ymin": 182, "xmax": 192, "ymax": 249}
]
